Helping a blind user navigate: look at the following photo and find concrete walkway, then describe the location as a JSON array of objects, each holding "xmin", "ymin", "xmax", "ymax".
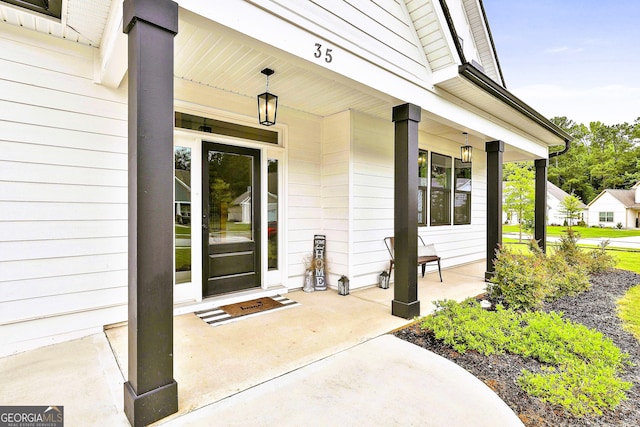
[{"xmin": 0, "ymin": 261, "xmax": 523, "ymax": 426}]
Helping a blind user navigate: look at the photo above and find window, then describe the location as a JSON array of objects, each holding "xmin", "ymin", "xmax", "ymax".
[
  {"xmin": 174, "ymin": 147, "xmax": 191, "ymax": 284},
  {"xmin": 417, "ymin": 151, "xmax": 472, "ymax": 227},
  {"xmin": 418, "ymin": 151, "xmax": 428, "ymax": 225},
  {"xmin": 268, "ymin": 159, "xmax": 278, "ymax": 270},
  {"xmin": 454, "ymin": 159, "xmax": 471, "ymax": 225},
  {"xmin": 430, "ymin": 153, "xmax": 452, "ymax": 226},
  {"xmin": 599, "ymin": 212, "xmax": 614, "ymax": 223}
]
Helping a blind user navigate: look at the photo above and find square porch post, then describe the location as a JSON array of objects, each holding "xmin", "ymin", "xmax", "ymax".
[
  {"xmin": 485, "ymin": 140, "xmax": 504, "ymax": 279},
  {"xmin": 535, "ymin": 159, "xmax": 548, "ymax": 252},
  {"xmin": 123, "ymin": 1, "xmax": 178, "ymax": 426},
  {"xmin": 392, "ymin": 103, "xmax": 421, "ymax": 318}
]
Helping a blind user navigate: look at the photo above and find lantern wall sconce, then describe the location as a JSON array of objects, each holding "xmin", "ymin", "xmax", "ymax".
[
  {"xmin": 461, "ymin": 132, "xmax": 472, "ymax": 163},
  {"xmin": 257, "ymin": 68, "xmax": 278, "ymax": 126}
]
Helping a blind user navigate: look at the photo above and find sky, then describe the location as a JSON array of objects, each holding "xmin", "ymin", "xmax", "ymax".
[{"xmin": 482, "ymin": 0, "xmax": 640, "ymax": 126}]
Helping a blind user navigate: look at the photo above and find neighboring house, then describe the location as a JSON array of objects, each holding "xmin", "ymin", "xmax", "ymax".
[
  {"xmin": 547, "ymin": 182, "xmax": 586, "ymax": 226},
  {"xmin": 586, "ymin": 182, "xmax": 640, "ymax": 229},
  {"xmin": 175, "ymin": 172, "xmax": 191, "ymax": 225},
  {"xmin": 0, "ymin": 0, "xmax": 569, "ymax": 367},
  {"xmin": 503, "ymin": 181, "xmax": 585, "ymax": 226}
]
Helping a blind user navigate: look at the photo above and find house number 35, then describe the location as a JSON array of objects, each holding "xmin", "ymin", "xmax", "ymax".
[{"xmin": 314, "ymin": 43, "xmax": 333, "ymax": 63}]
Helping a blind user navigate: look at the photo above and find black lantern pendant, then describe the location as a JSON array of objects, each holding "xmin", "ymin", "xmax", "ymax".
[
  {"xmin": 461, "ymin": 132, "xmax": 472, "ymax": 163},
  {"xmin": 257, "ymin": 68, "xmax": 278, "ymax": 126}
]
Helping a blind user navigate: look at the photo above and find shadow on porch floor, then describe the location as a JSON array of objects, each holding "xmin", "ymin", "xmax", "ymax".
[
  {"xmin": 105, "ymin": 260, "xmax": 488, "ymax": 424},
  {"xmin": 0, "ymin": 261, "xmax": 494, "ymax": 426}
]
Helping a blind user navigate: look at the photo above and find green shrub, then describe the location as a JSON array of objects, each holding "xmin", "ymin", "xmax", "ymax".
[
  {"xmin": 421, "ymin": 300, "xmax": 632, "ymax": 417},
  {"xmin": 588, "ymin": 240, "xmax": 616, "ymax": 273},
  {"xmin": 546, "ymin": 253, "xmax": 590, "ymax": 299},
  {"xmin": 555, "ymin": 229, "xmax": 615, "ymax": 274},
  {"xmin": 488, "ymin": 245, "xmax": 590, "ymax": 310},
  {"xmin": 487, "ymin": 248, "xmax": 551, "ymax": 310}
]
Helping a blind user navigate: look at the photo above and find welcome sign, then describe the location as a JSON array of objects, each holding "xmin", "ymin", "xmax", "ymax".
[{"xmin": 313, "ymin": 234, "xmax": 327, "ymax": 291}]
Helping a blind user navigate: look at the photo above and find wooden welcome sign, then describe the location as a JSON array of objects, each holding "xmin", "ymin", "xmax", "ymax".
[{"xmin": 313, "ymin": 234, "xmax": 327, "ymax": 291}]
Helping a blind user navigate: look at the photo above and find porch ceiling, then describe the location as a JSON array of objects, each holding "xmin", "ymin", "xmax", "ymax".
[
  {"xmin": 175, "ymin": 10, "xmax": 474, "ymax": 145},
  {"xmin": 0, "ymin": 0, "xmax": 548, "ymax": 158}
]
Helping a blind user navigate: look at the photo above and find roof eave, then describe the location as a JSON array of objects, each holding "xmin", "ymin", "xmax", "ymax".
[{"xmin": 458, "ymin": 63, "xmax": 572, "ymax": 142}]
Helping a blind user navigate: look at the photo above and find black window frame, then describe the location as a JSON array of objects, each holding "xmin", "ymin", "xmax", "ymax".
[
  {"xmin": 454, "ymin": 158, "xmax": 472, "ymax": 225},
  {"xmin": 429, "ymin": 152, "xmax": 452, "ymax": 226},
  {"xmin": 1, "ymin": 0, "xmax": 62, "ymax": 19}
]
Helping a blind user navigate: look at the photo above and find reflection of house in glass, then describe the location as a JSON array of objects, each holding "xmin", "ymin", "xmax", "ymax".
[
  {"xmin": 175, "ymin": 171, "xmax": 191, "ymax": 224},
  {"xmin": 227, "ymin": 189, "xmax": 278, "ymax": 227}
]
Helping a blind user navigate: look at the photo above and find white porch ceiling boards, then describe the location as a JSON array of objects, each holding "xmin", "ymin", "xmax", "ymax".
[
  {"xmin": 0, "ymin": 0, "xmax": 561, "ymax": 157},
  {"xmin": 175, "ymin": 12, "xmax": 395, "ymax": 121}
]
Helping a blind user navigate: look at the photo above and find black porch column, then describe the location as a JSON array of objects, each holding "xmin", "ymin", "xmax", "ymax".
[
  {"xmin": 485, "ymin": 140, "xmax": 504, "ymax": 280},
  {"xmin": 392, "ymin": 103, "xmax": 421, "ymax": 318},
  {"xmin": 535, "ymin": 159, "xmax": 548, "ymax": 252},
  {"xmin": 123, "ymin": 1, "xmax": 178, "ymax": 426}
]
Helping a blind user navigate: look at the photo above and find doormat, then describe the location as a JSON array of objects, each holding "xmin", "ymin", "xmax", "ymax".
[{"xmin": 195, "ymin": 295, "xmax": 299, "ymax": 327}]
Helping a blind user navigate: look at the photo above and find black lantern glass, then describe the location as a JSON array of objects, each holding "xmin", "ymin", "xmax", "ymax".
[
  {"xmin": 461, "ymin": 132, "xmax": 472, "ymax": 163},
  {"xmin": 258, "ymin": 68, "xmax": 278, "ymax": 126}
]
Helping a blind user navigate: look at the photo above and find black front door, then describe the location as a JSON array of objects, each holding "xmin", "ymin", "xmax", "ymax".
[{"xmin": 202, "ymin": 142, "xmax": 261, "ymax": 296}]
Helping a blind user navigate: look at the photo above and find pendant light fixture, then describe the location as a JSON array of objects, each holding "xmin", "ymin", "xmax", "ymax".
[
  {"xmin": 461, "ymin": 132, "xmax": 472, "ymax": 163},
  {"xmin": 257, "ymin": 68, "xmax": 278, "ymax": 126}
]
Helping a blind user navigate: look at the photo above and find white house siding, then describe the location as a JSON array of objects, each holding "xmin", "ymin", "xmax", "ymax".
[
  {"xmin": 321, "ymin": 111, "xmax": 352, "ymax": 287},
  {"xmin": 587, "ymin": 192, "xmax": 628, "ymax": 228},
  {"xmin": 548, "ymin": 194, "xmax": 563, "ymax": 225},
  {"xmin": 285, "ymin": 112, "xmax": 323, "ymax": 288},
  {"xmin": 405, "ymin": 0, "xmax": 454, "ymax": 71},
  {"xmin": 255, "ymin": 0, "xmax": 430, "ymax": 82},
  {"xmin": 0, "ymin": 23, "xmax": 128, "ymax": 356},
  {"xmin": 351, "ymin": 111, "xmax": 394, "ymax": 288}
]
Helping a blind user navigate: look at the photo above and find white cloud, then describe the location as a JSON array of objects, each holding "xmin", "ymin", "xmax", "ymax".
[{"xmin": 511, "ymin": 84, "xmax": 640, "ymax": 125}]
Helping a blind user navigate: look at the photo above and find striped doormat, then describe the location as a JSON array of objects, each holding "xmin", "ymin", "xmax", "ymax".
[{"xmin": 196, "ymin": 295, "xmax": 300, "ymax": 327}]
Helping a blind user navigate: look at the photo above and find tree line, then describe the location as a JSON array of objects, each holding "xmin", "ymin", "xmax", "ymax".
[{"xmin": 547, "ymin": 117, "xmax": 640, "ymax": 204}]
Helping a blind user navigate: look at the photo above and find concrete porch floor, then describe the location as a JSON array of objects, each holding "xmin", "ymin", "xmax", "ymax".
[{"xmin": 0, "ymin": 261, "xmax": 523, "ymax": 426}]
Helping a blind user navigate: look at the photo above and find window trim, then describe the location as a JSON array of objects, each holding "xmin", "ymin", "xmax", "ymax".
[
  {"xmin": 453, "ymin": 158, "xmax": 472, "ymax": 225},
  {"xmin": 599, "ymin": 211, "xmax": 614, "ymax": 223}
]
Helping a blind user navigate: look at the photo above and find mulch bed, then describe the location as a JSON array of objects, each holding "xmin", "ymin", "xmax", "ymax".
[{"xmin": 393, "ymin": 269, "xmax": 640, "ymax": 426}]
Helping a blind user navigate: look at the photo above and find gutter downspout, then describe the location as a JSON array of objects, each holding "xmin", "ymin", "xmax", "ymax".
[{"xmin": 548, "ymin": 138, "xmax": 571, "ymax": 158}]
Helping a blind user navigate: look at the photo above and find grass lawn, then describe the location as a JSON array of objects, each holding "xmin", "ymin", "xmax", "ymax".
[
  {"xmin": 503, "ymin": 241, "xmax": 640, "ymax": 274},
  {"xmin": 175, "ymin": 247, "xmax": 191, "ymax": 270},
  {"xmin": 618, "ymin": 285, "xmax": 640, "ymax": 342},
  {"xmin": 503, "ymin": 225, "xmax": 640, "ymax": 238},
  {"xmin": 175, "ymin": 224, "xmax": 191, "ymax": 237}
]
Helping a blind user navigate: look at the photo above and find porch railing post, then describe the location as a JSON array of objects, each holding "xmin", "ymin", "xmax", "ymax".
[
  {"xmin": 123, "ymin": 0, "xmax": 179, "ymax": 425},
  {"xmin": 392, "ymin": 103, "xmax": 421, "ymax": 318},
  {"xmin": 485, "ymin": 140, "xmax": 504, "ymax": 280},
  {"xmin": 535, "ymin": 159, "xmax": 549, "ymax": 252}
]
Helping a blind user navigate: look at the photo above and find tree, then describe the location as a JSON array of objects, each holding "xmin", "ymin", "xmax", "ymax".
[
  {"xmin": 558, "ymin": 194, "xmax": 583, "ymax": 230},
  {"xmin": 503, "ymin": 163, "xmax": 535, "ymax": 243}
]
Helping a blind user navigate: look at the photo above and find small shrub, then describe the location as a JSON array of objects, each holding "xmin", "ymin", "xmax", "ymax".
[
  {"xmin": 616, "ymin": 222, "xmax": 623, "ymax": 229},
  {"xmin": 588, "ymin": 240, "xmax": 616, "ymax": 273},
  {"xmin": 554, "ymin": 229, "xmax": 615, "ymax": 274},
  {"xmin": 546, "ymin": 253, "xmax": 590, "ymax": 298},
  {"xmin": 488, "ymin": 247, "xmax": 551, "ymax": 310}
]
